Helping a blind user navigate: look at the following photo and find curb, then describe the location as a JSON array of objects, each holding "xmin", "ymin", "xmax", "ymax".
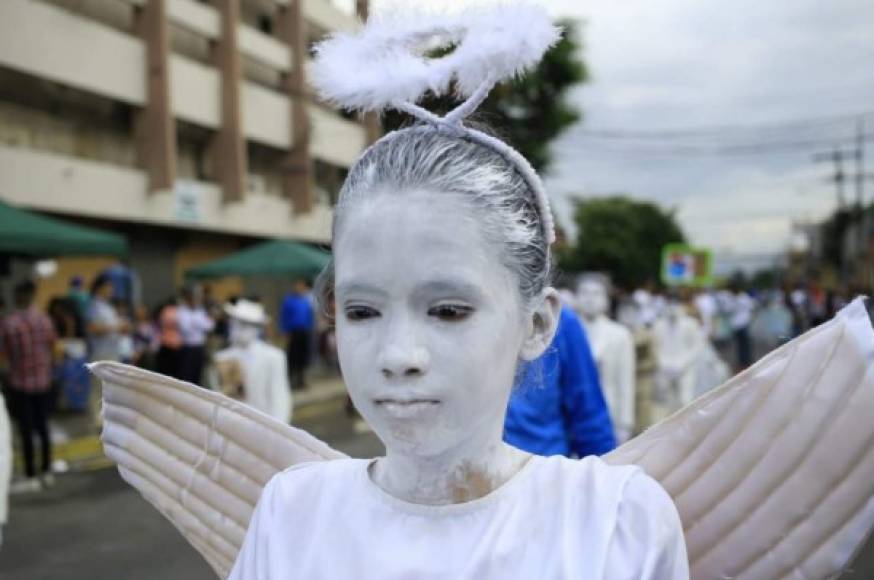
[{"xmin": 14, "ymin": 381, "xmax": 350, "ymax": 474}]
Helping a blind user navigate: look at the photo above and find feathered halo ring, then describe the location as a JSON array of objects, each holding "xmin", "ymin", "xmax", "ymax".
[{"xmin": 310, "ymin": 3, "xmax": 561, "ymax": 245}]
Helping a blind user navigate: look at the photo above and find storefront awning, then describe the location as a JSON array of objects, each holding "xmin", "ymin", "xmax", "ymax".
[
  {"xmin": 0, "ymin": 199, "xmax": 128, "ymax": 257},
  {"xmin": 186, "ymin": 239, "xmax": 330, "ymax": 280}
]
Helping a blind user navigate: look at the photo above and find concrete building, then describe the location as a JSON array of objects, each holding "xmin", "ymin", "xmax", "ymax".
[{"xmin": 0, "ymin": 0, "xmax": 377, "ymax": 308}]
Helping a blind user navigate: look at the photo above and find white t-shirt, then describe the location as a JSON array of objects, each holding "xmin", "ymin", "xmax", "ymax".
[{"xmin": 229, "ymin": 455, "xmax": 688, "ymax": 579}]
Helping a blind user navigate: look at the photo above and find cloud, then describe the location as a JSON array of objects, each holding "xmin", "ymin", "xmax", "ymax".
[
  {"xmin": 337, "ymin": 0, "xmax": 874, "ymax": 263},
  {"xmin": 545, "ymin": 0, "xmax": 874, "ymax": 261}
]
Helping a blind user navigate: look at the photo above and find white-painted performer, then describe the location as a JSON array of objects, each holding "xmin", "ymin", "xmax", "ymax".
[
  {"xmin": 0, "ymin": 392, "xmax": 11, "ymax": 546},
  {"xmin": 213, "ymin": 300, "xmax": 292, "ymax": 423},
  {"xmin": 576, "ymin": 274, "xmax": 637, "ymax": 442},
  {"xmin": 90, "ymin": 5, "xmax": 874, "ymax": 580},
  {"xmin": 651, "ymin": 299, "xmax": 707, "ymax": 412}
]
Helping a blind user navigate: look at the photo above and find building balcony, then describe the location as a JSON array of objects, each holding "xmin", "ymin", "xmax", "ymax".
[{"xmin": 0, "ymin": 0, "xmax": 366, "ymax": 167}]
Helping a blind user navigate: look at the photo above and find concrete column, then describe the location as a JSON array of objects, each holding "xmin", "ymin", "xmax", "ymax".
[
  {"xmin": 279, "ymin": 0, "xmax": 313, "ymax": 214},
  {"xmin": 134, "ymin": 0, "xmax": 176, "ymax": 192},
  {"xmin": 211, "ymin": 0, "xmax": 247, "ymax": 204}
]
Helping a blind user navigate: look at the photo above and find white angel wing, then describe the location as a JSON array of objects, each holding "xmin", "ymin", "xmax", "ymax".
[
  {"xmin": 605, "ymin": 296, "xmax": 874, "ymax": 579},
  {"xmin": 94, "ymin": 298, "xmax": 874, "ymax": 580},
  {"xmin": 91, "ymin": 361, "xmax": 346, "ymax": 579}
]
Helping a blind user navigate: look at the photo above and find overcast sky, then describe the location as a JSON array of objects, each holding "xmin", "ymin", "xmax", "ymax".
[{"xmin": 335, "ymin": 1, "xmax": 874, "ymax": 263}]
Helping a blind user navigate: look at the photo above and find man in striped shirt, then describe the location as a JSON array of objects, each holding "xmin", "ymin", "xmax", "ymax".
[{"xmin": 1, "ymin": 280, "xmax": 56, "ymax": 491}]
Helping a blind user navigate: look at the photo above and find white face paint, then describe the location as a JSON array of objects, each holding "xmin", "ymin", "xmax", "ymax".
[
  {"xmin": 334, "ymin": 192, "xmax": 530, "ymax": 469},
  {"xmin": 229, "ymin": 319, "xmax": 260, "ymax": 346},
  {"xmin": 577, "ymin": 279, "xmax": 609, "ymax": 320}
]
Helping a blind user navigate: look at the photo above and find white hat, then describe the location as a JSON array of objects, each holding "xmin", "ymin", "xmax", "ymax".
[{"xmin": 223, "ymin": 299, "xmax": 270, "ymax": 326}]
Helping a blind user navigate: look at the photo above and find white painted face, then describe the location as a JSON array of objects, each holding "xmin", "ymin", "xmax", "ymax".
[
  {"xmin": 229, "ymin": 319, "xmax": 260, "ymax": 346},
  {"xmin": 334, "ymin": 192, "xmax": 535, "ymax": 458},
  {"xmin": 577, "ymin": 279, "xmax": 609, "ymax": 319}
]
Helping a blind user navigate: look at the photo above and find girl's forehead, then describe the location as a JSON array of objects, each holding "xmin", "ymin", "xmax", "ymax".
[
  {"xmin": 336, "ymin": 193, "xmax": 487, "ymax": 257},
  {"xmin": 334, "ymin": 195, "xmax": 515, "ymax": 296}
]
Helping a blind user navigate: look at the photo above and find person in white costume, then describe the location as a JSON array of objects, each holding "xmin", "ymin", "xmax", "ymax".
[
  {"xmin": 576, "ymin": 274, "xmax": 637, "ymax": 442},
  {"xmin": 651, "ymin": 299, "xmax": 707, "ymax": 413},
  {"xmin": 226, "ymin": 7, "xmax": 687, "ymax": 579},
  {"xmin": 88, "ymin": 4, "xmax": 874, "ymax": 580},
  {"xmin": 213, "ymin": 300, "xmax": 292, "ymax": 424},
  {"xmin": 0, "ymin": 392, "xmax": 11, "ymax": 545}
]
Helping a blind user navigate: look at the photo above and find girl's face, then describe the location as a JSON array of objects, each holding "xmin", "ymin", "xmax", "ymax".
[{"xmin": 334, "ymin": 192, "xmax": 530, "ymax": 458}]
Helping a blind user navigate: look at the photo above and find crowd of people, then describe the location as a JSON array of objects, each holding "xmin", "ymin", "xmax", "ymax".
[
  {"xmin": 0, "ymin": 261, "xmax": 857, "ymax": 549},
  {"xmin": 530, "ymin": 276, "xmax": 854, "ymax": 448},
  {"xmin": 0, "ymin": 270, "xmax": 332, "ymax": 512}
]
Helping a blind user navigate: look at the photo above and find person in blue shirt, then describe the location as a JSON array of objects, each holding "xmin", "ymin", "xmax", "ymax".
[
  {"xmin": 504, "ymin": 305, "xmax": 617, "ymax": 457},
  {"xmin": 280, "ymin": 280, "xmax": 315, "ymax": 391}
]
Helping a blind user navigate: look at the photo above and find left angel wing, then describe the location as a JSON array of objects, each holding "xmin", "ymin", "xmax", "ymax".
[
  {"xmin": 605, "ymin": 296, "xmax": 874, "ymax": 579},
  {"xmin": 91, "ymin": 361, "xmax": 346, "ymax": 578}
]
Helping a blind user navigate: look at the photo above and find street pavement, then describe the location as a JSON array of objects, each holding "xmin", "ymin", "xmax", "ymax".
[
  {"xmin": 0, "ymin": 395, "xmax": 382, "ymax": 580},
  {"xmin": 2, "ymin": 394, "xmax": 874, "ymax": 579}
]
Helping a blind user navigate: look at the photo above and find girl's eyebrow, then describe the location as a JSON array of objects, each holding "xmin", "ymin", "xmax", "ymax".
[
  {"xmin": 415, "ymin": 279, "xmax": 485, "ymax": 300},
  {"xmin": 335, "ymin": 281, "xmax": 387, "ymax": 299}
]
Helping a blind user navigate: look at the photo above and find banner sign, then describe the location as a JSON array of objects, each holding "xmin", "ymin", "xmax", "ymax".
[{"xmin": 661, "ymin": 244, "xmax": 714, "ymax": 287}]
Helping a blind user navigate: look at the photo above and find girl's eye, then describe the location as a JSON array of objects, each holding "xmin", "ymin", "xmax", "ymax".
[
  {"xmin": 428, "ymin": 304, "xmax": 473, "ymax": 321},
  {"xmin": 345, "ymin": 306, "xmax": 380, "ymax": 321}
]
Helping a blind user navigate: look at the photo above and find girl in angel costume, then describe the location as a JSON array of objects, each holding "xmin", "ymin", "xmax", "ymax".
[{"xmin": 91, "ymin": 4, "xmax": 874, "ymax": 580}]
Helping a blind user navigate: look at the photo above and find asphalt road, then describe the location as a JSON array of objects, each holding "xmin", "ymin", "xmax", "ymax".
[
  {"xmin": 3, "ymin": 396, "xmax": 874, "ymax": 579},
  {"xmin": 1, "ymin": 397, "xmax": 383, "ymax": 580}
]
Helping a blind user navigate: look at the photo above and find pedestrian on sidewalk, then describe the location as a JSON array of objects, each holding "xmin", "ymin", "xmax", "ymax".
[
  {"xmin": 155, "ymin": 297, "xmax": 182, "ymax": 379},
  {"xmin": 280, "ymin": 279, "xmax": 314, "ymax": 391},
  {"xmin": 0, "ymin": 280, "xmax": 57, "ymax": 492},
  {"xmin": 86, "ymin": 274, "xmax": 128, "ymax": 362},
  {"xmin": 177, "ymin": 286, "xmax": 215, "ymax": 386}
]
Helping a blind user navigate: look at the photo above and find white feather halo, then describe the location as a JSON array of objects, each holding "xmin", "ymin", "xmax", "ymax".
[{"xmin": 310, "ymin": 3, "xmax": 562, "ymax": 112}]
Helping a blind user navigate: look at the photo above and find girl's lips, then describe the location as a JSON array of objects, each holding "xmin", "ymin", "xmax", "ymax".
[
  {"xmin": 374, "ymin": 399, "xmax": 441, "ymax": 418},
  {"xmin": 374, "ymin": 398, "xmax": 440, "ymax": 405}
]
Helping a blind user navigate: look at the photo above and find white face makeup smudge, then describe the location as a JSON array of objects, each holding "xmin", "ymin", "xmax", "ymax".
[{"xmin": 333, "ymin": 191, "xmax": 534, "ymax": 503}]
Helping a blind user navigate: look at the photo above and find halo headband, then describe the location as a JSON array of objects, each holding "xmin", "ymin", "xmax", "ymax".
[{"xmin": 310, "ymin": 3, "xmax": 560, "ymax": 245}]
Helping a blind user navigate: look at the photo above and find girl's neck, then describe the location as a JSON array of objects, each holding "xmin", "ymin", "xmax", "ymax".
[{"xmin": 370, "ymin": 437, "xmax": 531, "ymax": 506}]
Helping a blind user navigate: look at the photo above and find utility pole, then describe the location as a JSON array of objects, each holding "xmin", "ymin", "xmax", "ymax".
[
  {"xmin": 813, "ymin": 149, "xmax": 849, "ymax": 209},
  {"xmin": 813, "ymin": 117, "xmax": 872, "ymax": 285},
  {"xmin": 857, "ymin": 118, "xmax": 866, "ymax": 209}
]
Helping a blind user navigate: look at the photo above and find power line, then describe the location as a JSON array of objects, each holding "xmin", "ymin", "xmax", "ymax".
[
  {"xmin": 571, "ymin": 110, "xmax": 874, "ymax": 140},
  {"xmin": 561, "ymin": 134, "xmax": 874, "ymax": 159}
]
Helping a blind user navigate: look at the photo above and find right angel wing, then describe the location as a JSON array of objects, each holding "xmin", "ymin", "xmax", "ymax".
[
  {"xmin": 91, "ymin": 361, "xmax": 346, "ymax": 578},
  {"xmin": 606, "ymin": 297, "xmax": 874, "ymax": 580}
]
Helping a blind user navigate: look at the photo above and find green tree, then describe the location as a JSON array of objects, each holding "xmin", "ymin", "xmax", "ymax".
[
  {"xmin": 559, "ymin": 196, "xmax": 686, "ymax": 288},
  {"xmin": 381, "ymin": 19, "xmax": 587, "ymax": 173}
]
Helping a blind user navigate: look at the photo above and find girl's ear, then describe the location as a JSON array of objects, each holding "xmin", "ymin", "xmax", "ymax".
[{"xmin": 519, "ymin": 288, "xmax": 561, "ymax": 361}]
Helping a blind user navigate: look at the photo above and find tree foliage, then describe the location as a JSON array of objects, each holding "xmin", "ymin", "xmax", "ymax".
[
  {"xmin": 381, "ymin": 20, "xmax": 587, "ymax": 173},
  {"xmin": 559, "ymin": 196, "xmax": 687, "ymax": 289}
]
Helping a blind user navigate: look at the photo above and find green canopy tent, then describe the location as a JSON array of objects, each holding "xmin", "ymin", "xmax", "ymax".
[
  {"xmin": 185, "ymin": 239, "xmax": 330, "ymax": 280},
  {"xmin": 0, "ymin": 199, "xmax": 128, "ymax": 257}
]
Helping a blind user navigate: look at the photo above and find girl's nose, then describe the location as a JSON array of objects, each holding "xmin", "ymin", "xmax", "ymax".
[{"xmin": 378, "ymin": 317, "xmax": 430, "ymax": 378}]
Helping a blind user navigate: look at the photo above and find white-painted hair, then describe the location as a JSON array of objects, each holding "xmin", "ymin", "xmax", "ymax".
[{"xmin": 320, "ymin": 125, "xmax": 551, "ymax": 311}]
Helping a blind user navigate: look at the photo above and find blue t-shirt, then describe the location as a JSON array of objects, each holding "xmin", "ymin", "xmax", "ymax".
[
  {"xmin": 504, "ymin": 306, "xmax": 616, "ymax": 458},
  {"xmin": 280, "ymin": 293, "xmax": 314, "ymax": 333}
]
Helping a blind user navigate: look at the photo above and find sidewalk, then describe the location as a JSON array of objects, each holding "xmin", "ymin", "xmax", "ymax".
[{"xmin": 11, "ymin": 374, "xmax": 349, "ymax": 476}]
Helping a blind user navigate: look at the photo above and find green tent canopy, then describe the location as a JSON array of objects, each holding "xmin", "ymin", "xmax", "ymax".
[
  {"xmin": 186, "ymin": 239, "xmax": 331, "ymax": 280},
  {"xmin": 0, "ymin": 199, "xmax": 128, "ymax": 257}
]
